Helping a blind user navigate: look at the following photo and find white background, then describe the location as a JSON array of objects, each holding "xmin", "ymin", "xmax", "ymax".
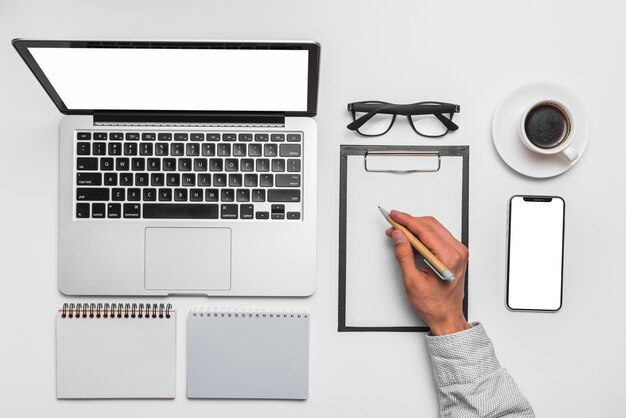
[{"xmin": 1, "ymin": 0, "xmax": 625, "ymax": 417}]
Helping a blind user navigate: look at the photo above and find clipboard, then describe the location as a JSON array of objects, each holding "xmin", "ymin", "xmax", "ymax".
[{"xmin": 338, "ymin": 145, "xmax": 469, "ymax": 332}]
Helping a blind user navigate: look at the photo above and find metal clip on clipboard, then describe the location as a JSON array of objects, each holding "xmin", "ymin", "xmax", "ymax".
[{"xmin": 364, "ymin": 150, "xmax": 441, "ymax": 173}]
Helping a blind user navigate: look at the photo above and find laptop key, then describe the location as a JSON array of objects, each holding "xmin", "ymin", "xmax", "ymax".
[
  {"xmin": 135, "ymin": 173, "xmax": 149, "ymax": 186},
  {"xmin": 142, "ymin": 133, "xmax": 156, "ymax": 141},
  {"xmin": 120, "ymin": 173, "xmax": 133, "ymax": 186},
  {"xmin": 256, "ymin": 159, "xmax": 269, "ymax": 172},
  {"xmin": 220, "ymin": 204, "xmax": 238, "ymax": 219},
  {"xmin": 140, "ymin": 143, "xmax": 153, "ymax": 156},
  {"xmin": 108, "ymin": 143, "xmax": 121, "ymax": 155},
  {"xmin": 174, "ymin": 133, "xmax": 188, "ymax": 141},
  {"xmin": 205, "ymin": 189, "xmax": 219, "ymax": 202},
  {"xmin": 116, "ymin": 158, "xmax": 129, "ymax": 171},
  {"xmin": 254, "ymin": 133, "xmax": 269, "ymax": 142},
  {"xmin": 194, "ymin": 158, "xmax": 207, "ymax": 171},
  {"xmin": 186, "ymin": 143, "xmax": 200, "ymax": 156},
  {"xmin": 272, "ymin": 159, "xmax": 285, "ymax": 172},
  {"xmin": 124, "ymin": 142, "xmax": 137, "ymax": 156},
  {"xmin": 252, "ymin": 189, "xmax": 265, "ymax": 202},
  {"xmin": 77, "ymin": 173, "xmax": 102, "ymax": 186},
  {"xmin": 249, "ymin": 144, "xmax": 262, "ymax": 157},
  {"xmin": 110, "ymin": 132, "xmax": 124, "ymax": 141},
  {"xmin": 166, "ymin": 173, "xmax": 180, "ymax": 186},
  {"xmin": 260, "ymin": 174, "xmax": 273, "ymax": 187},
  {"xmin": 178, "ymin": 158, "xmax": 192, "ymax": 171},
  {"xmin": 190, "ymin": 133, "xmax": 204, "ymax": 141},
  {"xmin": 233, "ymin": 144, "xmax": 246, "ymax": 156},
  {"xmin": 143, "ymin": 203, "xmax": 219, "ymax": 219},
  {"xmin": 151, "ymin": 173, "xmax": 164, "ymax": 187},
  {"xmin": 202, "ymin": 143, "xmax": 216, "ymax": 156},
  {"xmin": 255, "ymin": 211, "xmax": 269, "ymax": 219},
  {"xmin": 287, "ymin": 211, "xmax": 301, "ymax": 220},
  {"xmin": 123, "ymin": 203, "xmax": 141, "ymax": 218},
  {"xmin": 241, "ymin": 204, "xmax": 254, "ymax": 219},
  {"xmin": 198, "ymin": 173, "xmax": 211, "ymax": 187},
  {"xmin": 271, "ymin": 133, "xmax": 285, "ymax": 142},
  {"xmin": 76, "ymin": 188, "xmax": 109, "ymax": 201},
  {"xmin": 221, "ymin": 189, "xmax": 234, "ymax": 202},
  {"xmin": 268, "ymin": 189, "xmax": 300, "ymax": 202},
  {"xmin": 77, "ymin": 132, "xmax": 91, "ymax": 141},
  {"xmin": 126, "ymin": 133, "xmax": 140, "ymax": 141},
  {"xmin": 213, "ymin": 173, "xmax": 227, "ymax": 187},
  {"xmin": 101, "ymin": 158, "xmax": 114, "ymax": 171},
  {"xmin": 241, "ymin": 159, "xmax": 254, "ymax": 172},
  {"xmin": 271, "ymin": 204, "xmax": 285, "ymax": 220},
  {"xmin": 244, "ymin": 174, "xmax": 258, "ymax": 187},
  {"xmin": 143, "ymin": 188, "xmax": 157, "ymax": 201},
  {"xmin": 158, "ymin": 133, "xmax": 172, "ymax": 141},
  {"xmin": 225, "ymin": 158, "xmax": 238, "ymax": 171},
  {"xmin": 147, "ymin": 158, "xmax": 160, "ymax": 171},
  {"xmin": 209, "ymin": 158, "xmax": 223, "ymax": 172},
  {"xmin": 223, "ymin": 133, "xmax": 236, "ymax": 142},
  {"xmin": 287, "ymin": 159, "xmax": 301, "ymax": 172},
  {"xmin": 131, "ymin": 158, "xmax": 145, "ymax": 171},
  {"xmin": 280, "ymin": 144, "xmax": 301, "ymax": 157},
  {"xmin": 190, "ymin": 189, "xmax": 203, "ymax": 202},
  {"xmin": 77, "ymin": 143, "xmax": 90, "ymax": 155},
  {"xmin": 107, "ymin": 203, "xmax": 121, "ymax": 218},
  {"xmin": 236, "ymin": 189, "xmax": 250, "ymax": 202},
  {"xmin": 174, "ymin": 188, "xmax": 188, "ymax": 201},
  {"xmin": 158, "ymin": 188, "xmax": 172, "ymax": 201},
  {"xmin": 94, "ymin": 132, "xmax": 108, "ymax": 141},
  {"xmin": 276, "ymin": 174, "xmax": 301, "ymax": 187},
  {"xmin": 229, "ymin": 174, "xmax": 242, "ymax": 187},
  {"xmin": 104, "ymin": 173, "xmax": 117, "ymax": 186},
  {"xmin": 264, "ymin": 144, "xmax": 277, "ymax": 157},
  {"xmin": 77, "ymin": 157, "xmax": 98, "ymax": 170},
  {"xmin": 172, "ymin": 143, "xmax": 184, "ymax": 156},
  {"xmin": 92, "ymin": 203, "xmax": 106, "ymax": 218},
  {"xmin": 287, "ymin": 133, "xmax": 302, "ymax": 142},
  {"xmin": 112, "ymin": 188, "xmax": 125, "ymax": 201},
  {"xmin": 93, "ymin": 143, "xmax": 107, "ymax": 155},
  {"xmin": 206, "ymin": 133, "xmax": 220, "ymax": 141},
  {"xmin": 217, "ymin": 143, "xmax": 231, "ymax": 156},
  {"xmin": 238, "ymin": 133, "xmax": 252, "ymax": 142},
  {"xmin": 182, "ymin": 173, "xmax": 195, "ymax": 186},
  {"xmin": 127, "ymin": 188, "xmax": 141, "ymax": 201},
  {"xmin": 156, "ymin": 143, "xmax": 169, "ymax": 156},
  {"xmin": 163, "ymin": 158, "xmax": 176, "ymax": 171},
  {"xmin": 76, "ymin": 203, "xmax": 90, "ymax": 218}
]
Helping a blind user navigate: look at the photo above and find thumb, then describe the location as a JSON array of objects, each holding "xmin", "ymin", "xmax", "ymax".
[{"xmin": 392, "ymin": 230, "xmax": 418, "ymax": 276}]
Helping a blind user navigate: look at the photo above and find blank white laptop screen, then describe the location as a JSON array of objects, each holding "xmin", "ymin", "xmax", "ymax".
[{"xmin": 27, "ymin": 47, "xmax": 309, "ymax": 111}]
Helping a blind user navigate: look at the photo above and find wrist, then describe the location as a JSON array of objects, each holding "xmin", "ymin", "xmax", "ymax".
[{"xmin": 428, "ymin": 316, "xmax": 471, "ymax": 336}]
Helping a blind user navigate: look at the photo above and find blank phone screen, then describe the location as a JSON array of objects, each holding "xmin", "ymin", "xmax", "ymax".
[{"xmin": 507, "ymin": 196, "xmax": 564, "ymax": 311}]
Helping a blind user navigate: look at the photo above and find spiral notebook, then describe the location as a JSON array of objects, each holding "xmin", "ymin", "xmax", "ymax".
[
  {"xmin": 187, "ymin": 309, "xmax": 309, "ymax": 400},
  {"xmin": 56, "ymin": 303, "xmax": 176, "ymax": 399}
]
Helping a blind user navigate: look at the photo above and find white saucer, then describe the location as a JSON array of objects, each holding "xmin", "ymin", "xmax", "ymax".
[{"xmin": 492, "ymin": 82, "xmax": 589, "ymax": 178}]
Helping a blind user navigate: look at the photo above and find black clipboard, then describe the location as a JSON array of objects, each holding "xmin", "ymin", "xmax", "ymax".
[{"xmin": 338, "ymin": 145, "xmax": 469, "ymax": 332}]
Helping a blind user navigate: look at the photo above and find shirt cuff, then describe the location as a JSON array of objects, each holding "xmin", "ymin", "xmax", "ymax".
[{"xmin": 425, "ymin": 322, "xmax": 500, "ymax": 387}]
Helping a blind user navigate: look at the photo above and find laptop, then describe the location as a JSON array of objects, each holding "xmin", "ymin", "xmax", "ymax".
[{"xmin": 13, "ymin": 39, "xmax": 320, "ymax": 296}]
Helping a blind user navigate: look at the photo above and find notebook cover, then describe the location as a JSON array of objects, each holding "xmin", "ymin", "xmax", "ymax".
[
  {"xmin": 56, "ymin": 303, "xmax": 176, "ymax": 399},
  {"xmin": 187, "ymin": 309, "xmax": 309, "ymax": 399}
]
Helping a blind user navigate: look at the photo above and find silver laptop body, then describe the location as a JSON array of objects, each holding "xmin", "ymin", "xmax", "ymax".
[{"xmin": 14, "ymin": 39, "xmax": 320, "ymax": 296}]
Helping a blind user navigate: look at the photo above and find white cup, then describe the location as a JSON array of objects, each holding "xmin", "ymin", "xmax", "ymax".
[{"xmin": 518, "ymin": 100, "xmax": 578, "ymax": 162}]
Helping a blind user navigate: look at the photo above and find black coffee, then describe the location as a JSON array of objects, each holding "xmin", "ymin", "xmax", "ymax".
[{"xmin": 524, "ymin": 104, "xmax": 570, "ymax": 149}]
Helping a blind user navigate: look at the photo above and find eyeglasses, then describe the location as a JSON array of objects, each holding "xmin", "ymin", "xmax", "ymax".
[{"xmin": 347, "ymin": 101, "xmax": 460, "ymax": 137}]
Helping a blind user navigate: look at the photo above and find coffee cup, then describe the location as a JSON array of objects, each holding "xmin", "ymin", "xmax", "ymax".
[{"xmin": 518, "ymin": 100, "xmax": 578, "ymax": 162}]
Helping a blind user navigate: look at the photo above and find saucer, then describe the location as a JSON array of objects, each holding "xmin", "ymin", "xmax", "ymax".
[{"xmin": 492, "ymin": 82, "xmax": 589, "ymax": 178}]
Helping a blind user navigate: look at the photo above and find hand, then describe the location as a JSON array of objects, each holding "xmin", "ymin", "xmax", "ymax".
[{"xmin": 386, "ymin": 211, "xmax": 470, "ymax": 336}]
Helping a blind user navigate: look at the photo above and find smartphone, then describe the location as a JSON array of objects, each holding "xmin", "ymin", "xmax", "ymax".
[{"xmin": 506, "ymin": 195, "xmax": 565, "ymax": 311}]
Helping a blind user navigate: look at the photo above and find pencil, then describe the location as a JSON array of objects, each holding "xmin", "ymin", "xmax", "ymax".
[{"xmin": 379, "ymin": 206, "xmax": 455, "ymax": 281}]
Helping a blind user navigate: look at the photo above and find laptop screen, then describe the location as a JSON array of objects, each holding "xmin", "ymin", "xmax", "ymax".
[{"xmin": 14, "ymin": 41, "xmax": 320, "ymax": 115}]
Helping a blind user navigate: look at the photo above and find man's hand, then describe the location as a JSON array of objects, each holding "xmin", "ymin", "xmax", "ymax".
[{"xmin": 386, "ymin": 210, "xmax": 470, "ymax": 336}]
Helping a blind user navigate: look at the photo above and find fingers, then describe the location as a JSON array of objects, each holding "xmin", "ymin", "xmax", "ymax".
[
  {"xmin": 390, "ymin": 210, "xmax": 465, "ymax": 255},
  {"xmin": 391, "ymin": 230, "xmax": 422, "ymax": 280}
]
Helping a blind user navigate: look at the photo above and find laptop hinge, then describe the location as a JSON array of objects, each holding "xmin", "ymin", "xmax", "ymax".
[{"xmin": 93, "ymin": 111, "xmax": 286, "ymax": 127}]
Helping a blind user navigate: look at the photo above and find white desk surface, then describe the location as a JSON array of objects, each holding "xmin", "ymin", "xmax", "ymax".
[{"xmin": 1, "ymin": 0, "xmax": 624, "ymax": 416}]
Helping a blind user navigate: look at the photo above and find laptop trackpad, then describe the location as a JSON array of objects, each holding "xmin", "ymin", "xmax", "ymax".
[{"xmin": 144, "ymin": 227, "xmax": 231, "ymax": 291}]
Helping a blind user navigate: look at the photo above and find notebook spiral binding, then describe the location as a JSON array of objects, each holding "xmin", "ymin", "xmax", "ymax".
[
  {"xmin": 190, "ymin": 307, "xmax": 309, "ymax": 319},
  {"xmin": 61, "ymin": 303, "xmax": 173, "ymax": 319}
]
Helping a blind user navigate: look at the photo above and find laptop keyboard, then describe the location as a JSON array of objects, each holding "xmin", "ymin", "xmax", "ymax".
[{"xmin": 74, "ymin": 131, "xmax": 303, "ymax": 220}]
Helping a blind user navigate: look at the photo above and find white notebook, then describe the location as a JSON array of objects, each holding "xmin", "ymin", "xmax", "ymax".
[
  {"xmin": 56, "ymin": 303, "xmax": 176, "ymax": 399},
  {"xmin": 187, "ymin": 309, "xmax": 309, "ymax": 400}
]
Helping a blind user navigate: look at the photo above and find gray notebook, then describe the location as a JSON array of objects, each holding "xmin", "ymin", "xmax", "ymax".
[{"xmin": 187, "ymin": 309, "xmax": 309, "ymax": 400}]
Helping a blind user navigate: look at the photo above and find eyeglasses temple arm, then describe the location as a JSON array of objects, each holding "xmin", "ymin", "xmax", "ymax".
[{"xmin": 433, "ymin": 113, "xmax": 459, "ymax": 131}]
